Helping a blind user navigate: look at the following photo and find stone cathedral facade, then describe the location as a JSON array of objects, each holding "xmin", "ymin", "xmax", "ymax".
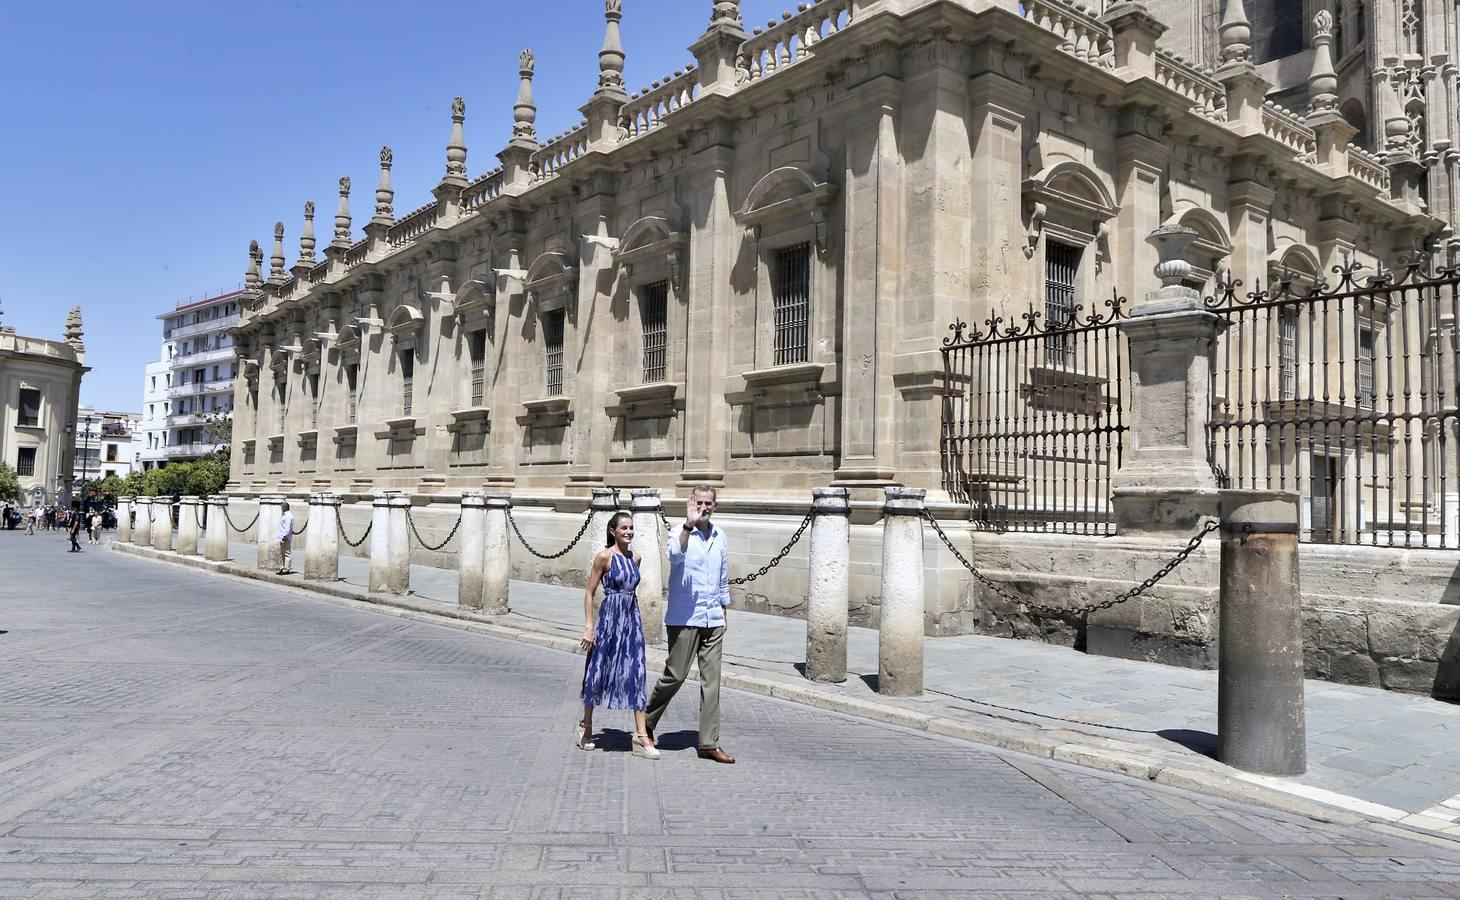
[{"xmin": 226, "ymin": 0, "xmax": 1440, "ymax": 503}]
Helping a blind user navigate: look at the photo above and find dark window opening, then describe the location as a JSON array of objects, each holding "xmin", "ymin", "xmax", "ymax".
[{"xmin": 772, "ymin": 243, "xmax": 811, "ymax": 366}]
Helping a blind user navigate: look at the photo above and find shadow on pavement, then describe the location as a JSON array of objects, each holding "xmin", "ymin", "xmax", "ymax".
[{"xmin": 1158, "ymin": 728, "xmax": 1218, "ymax": 759}]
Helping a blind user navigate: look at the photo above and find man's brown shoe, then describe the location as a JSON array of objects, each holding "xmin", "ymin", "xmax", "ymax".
[{"xmin": 697, "ymin": 747, "xmax": 735, "ymax": 764}]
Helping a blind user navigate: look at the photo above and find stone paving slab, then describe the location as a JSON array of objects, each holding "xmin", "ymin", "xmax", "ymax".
[
  {"xmin": 138, "ymin": 534, "xmax": 1460, "ymax": 837},
  {"xmin": 8, "ymin": 532, "xmax": 1460, "ymax": 894}
]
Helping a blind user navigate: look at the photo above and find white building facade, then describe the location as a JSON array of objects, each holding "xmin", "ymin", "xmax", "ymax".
[
  {"xmin": 140, "ymin": 288, "xmax": 240, "ymax": 470},
  {"xmin": 1, "ymin": 309, "xmax": 88, "ymax": 506},
  {"xmin": 72, "ymin": 405, "xmax": 142, "ymax": 484}
]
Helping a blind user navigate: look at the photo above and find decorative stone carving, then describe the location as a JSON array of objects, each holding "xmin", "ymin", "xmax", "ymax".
[
  {"xmin": 300, "ymin": 201, "xmax": 317, "ymax": 263},
  {"xmin": 270, "ymin": 222, "xmax": 286, "ymax": 279},
  {"xmin": 711, "ymin": 0, "xmax": 741, "ymax": 26},
  {"xmin": 1308, "ymin": 11, "xmax": 1338, "ymax": 114},
  {"xmin": 1218, "ymin": 0, "xmax": 1251, "ymax": 65},
  {"xmin": 598, "ymin": 0, "xmax": 625, "ymax": 93},
  {"xmin": 514, "ymin": 50, "xmax": 538, "ymax": 141},
  {"xmin": 334, "ymin": 177, "xmax": 352, "ymax": 245},
  {"xmin": 375, "ymin": 146, "xmax": 395, "ymax": 220},
  {"xmin": 446, "ymin": 97, "xmax": 467, "ymax": 178}
]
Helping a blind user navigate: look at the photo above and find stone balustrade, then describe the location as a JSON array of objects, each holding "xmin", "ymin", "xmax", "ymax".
[
  {"xmin": 462, "ymin": 168, "xmax": 505, "ymax": 212},
  {"xmin": 619, "ymin": 67, "xmax": 699, "ymax": 141},
  {"xmin": 1261, "ymin": 101, "xmax": 1317, "ymax": 159},
  {"xmin": 737, "ymin": 0, "xmax": 853, "ymax": 84},
  {"xmin": 1022, "ymin": 0, "xmax": 1115, "ymax": 70},
  {"xmin": 532, "ymin": 125, "xmax": 589, "ymax": 182},
  {"xmin": 344, "ymin": 238, "xmax": 370, "ymax": 269},
  {"xmin": 1154, "ymin": 50, "xmax": 1225, "ymax": 121},
  {"xmin": 387, "ymin": 201, "xmax": 442, "ymax": 249},
  {"xmin": 1348, "ymin": 146, "xmax": 1391, "ymax": 193}
]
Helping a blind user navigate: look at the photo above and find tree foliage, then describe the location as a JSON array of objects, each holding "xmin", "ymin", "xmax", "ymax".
[
  {"xmin": 0, "ymin": 462, "xmax": 20, "ymax": 504},
  {"xmin": 121, "ymin": 459, "xmax": 230, "ymax": 500}
]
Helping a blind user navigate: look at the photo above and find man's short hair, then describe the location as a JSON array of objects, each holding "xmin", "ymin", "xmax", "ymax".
[
  {"xmin": 690, "ymin": 484, "xmax": 718, "ymax": 500},
  {"xmin": 281, "ymin": 501, "xmax": 290, "ymax": 510}
]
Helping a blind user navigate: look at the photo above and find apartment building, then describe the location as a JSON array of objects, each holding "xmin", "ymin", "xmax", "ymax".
[{"xmin": 139, "ymin": 287, "xmax": 239, "ymax": 470}]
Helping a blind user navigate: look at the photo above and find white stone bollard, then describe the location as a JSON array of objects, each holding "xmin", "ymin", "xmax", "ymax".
[
  {"xmin": 806, "ymin": 487, "xmax": 852, "ymax": 683},
  {"xmin": 586, "ymin": 487, "xmax": 620, "ymax": 613},
  {"xmin": 177, "ymin": 496, "xmax": 202, "ymax": 556},
  {"xmin": 152, "ymin": 499, "xmax": 174, "ymax": 552},
  {"xmin": 205, "ymin": 496, "xmax": 229, "ymax": 561},
  {"xmin": 483, "ymin": 495, "xmax": 511, "ymax": 614},
  {"xmin": 630, "ymin": 488, "xmax": 665, "ymax": 646},
  {"xmin": 369, "ymin": 493, "xmax": 410, "ymax": 594},
  {"xmin": 134, "ymin": 498, "xmax": 152, "ymax": 546},
  {"xmin": 310, "ymin": 493, "xmax": 340, "ymax": 581},
  {"xmin": 458, "ymin": 492, "xmax": 487, "ymax": 610},
  {"xmin": 116, "ymin": 496, "xmax": 132, "ymax": 543},
  {"xmin": 878, "ymin": 487, "xmax": 926, "ymax": 697},
  {"xmin": 303, "ymin": 494, "xmax": 322, "ymax": 579},
  {"xmin": 257, "ymin": 495, "xmax": 282, "ymax": 571}
]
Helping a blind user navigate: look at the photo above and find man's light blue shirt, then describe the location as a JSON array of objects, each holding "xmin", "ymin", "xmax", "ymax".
[{"xmin": 665, "ymin": 522, "xmax": 729, "ymax": 627}]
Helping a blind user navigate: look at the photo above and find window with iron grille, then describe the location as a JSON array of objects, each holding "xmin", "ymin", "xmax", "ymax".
[
  {"xmin": 544, "ymin": 311, "xmax": 565, "ymax": 397},
  {"xmin": 16, "ymin": 447, "xmax": 36, "ymax": 477},
  {"xmin": 772, "ymin": 243, "xmax": 811, "ymax": 366},
  {"xmin": 1044, "ymin": 241, "xmax": 1081, "ymax": 367},
  {"xmin": 469, "ymin": 330, "xmax": 487, "ymax": 406},
  {"xmin": 345, "ymin": 364, "xmax": 358, "ymax": 425},
  {"xmin": 307, "ymin": 373, "xmax": 320, "ymax": 429},
  {"xmin": 400, "ymin": 351, "xmax": 414, "ymax": 416},
  {"xmin": 17, "ymin": 389, "xmax": 41, "ymax": 428},
  {"xmin": 1358, "ymin": 327, "xmax": 1376, "ymax": 410},
  {"xmin": 641, "ymin": 281, "xmax": 669, "ymax": 383},
  {"xmin": 1278, "ymin": 307, "xmax": 1298, "ymax": 401}
]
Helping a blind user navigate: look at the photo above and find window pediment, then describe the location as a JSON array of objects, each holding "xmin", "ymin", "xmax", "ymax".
[
  {"xmin": 386, "ymin": 304, "xmax": 426, "ymax": 346},
  {"xmin": 618, "ymin": 216, "xmax": 688, "ymax": 289},
  {"xmin": 1024, "ymin": 163, "xmax": 1118, "ymax": 259},
  {"xmin": 524, "ymin": 252, "xmax": 578, "ymax": 312},
  {"xmin": 736, "ymin": 167, "xmax": 838, "ymax": 253}
]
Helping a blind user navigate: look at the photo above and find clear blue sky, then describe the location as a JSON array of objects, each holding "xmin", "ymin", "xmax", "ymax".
[{"xmin": 0, "ymin": 0, "xmax": 788, "ymax": 413}]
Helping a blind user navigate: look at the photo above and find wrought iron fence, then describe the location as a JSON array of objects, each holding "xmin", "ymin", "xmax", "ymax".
[
  {"xmin": 1206, "ymin": 257, "xmax": 1460, "ymax": 549},
  {"xmin": 940, "ymin": 291, "xmax": 1131, "ymax": 534}
]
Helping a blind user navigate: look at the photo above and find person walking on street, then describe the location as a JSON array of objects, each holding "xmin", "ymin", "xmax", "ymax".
[
  {"xmin": 644, "ymin": 484, "xmax": 735, "ymax": 764},
  {"xmin": 24, "ymin": 508, "xmax": 36, "ymax": 536},
  {"xmin": 67, "ymin": 512, "xmax": 82, "ymax": 552},
  {"xmin": 576, "ymin": 512, "xmax": 657, "ymax": 759},
  {"xmin": 89, "ymin": 511, "xmax": 102, "ymax": 544},
  {"xmin": 276, "ymin": 501, "xmax": 295, "ymax": 575}
]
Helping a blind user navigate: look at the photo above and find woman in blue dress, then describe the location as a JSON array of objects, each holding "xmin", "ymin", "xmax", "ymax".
[{"xmin": 577, "ymin": 512, "xmax": 658, "ymax": 759}]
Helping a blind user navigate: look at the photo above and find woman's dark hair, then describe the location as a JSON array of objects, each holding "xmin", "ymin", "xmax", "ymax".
[{"xmin": 605, "ymin": 511, "xmax": 632, "ymax": 547}]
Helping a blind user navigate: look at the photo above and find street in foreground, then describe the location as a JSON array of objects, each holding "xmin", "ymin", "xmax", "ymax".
[{"xmin": 2, "ymin": 534, "xmax": 1459, "ymax": 898}]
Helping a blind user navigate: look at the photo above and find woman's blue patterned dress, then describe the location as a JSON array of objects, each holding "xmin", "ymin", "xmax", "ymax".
[{"xmin": 581, "ymin": 551, "xmax": 647, "ymax": 710}]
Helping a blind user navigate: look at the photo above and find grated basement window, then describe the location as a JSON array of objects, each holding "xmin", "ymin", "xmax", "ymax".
[
  {"xmin": 641, "ymin": 281, "xmax": 669, "ymax": 383},
  {"xmin": 772, "ymin": 243, "xmax": 811, "ymax": 366}
]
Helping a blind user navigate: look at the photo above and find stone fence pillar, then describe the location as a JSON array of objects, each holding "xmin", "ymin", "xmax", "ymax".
[
  {"xmin": 1218, "ymin": 490, "xmax": 1306, "ymax": 776},
  {"xmin": 177, "ymin": 496, "xmax": 202, "ymax": 556},
  {"xmin": 1112, "ymin": 225, "xmax": 1227, "ymax": 537},
  {"xmin": 368, "ymin": 493, "xmax": 410, "ymax": 595},
  {"xmin": 879, "ymin": 487, "xmax": 926, "ymax": 697},
  {"xmin": 134, "ymin": 498, "xmax": 152, "ymax": 546},
  {"xmin": 458, "ymin": 492, "xmax": 486, "ymax": 610},
  {"xmin": 152, "ymin": 499, "xmax": 174, "ymax": 552},
  {"xmin": 308, "ymin": 493, "xmax": 340, "ymax": 581},
  {"xmin": 483, "ymin": 495, "xmax": 511, "ymax": 615},
  {"xmin": 585, "ymin": 487, "xmax": 621, "ymax": 600},
  {"xmin": 303, "ymin": 494, "xmax": 322, "ymax": 579},
  {"xmin": 116, "ymin": 497, "xmax": 132, "ymax": 543},
  {"xmin": 205, "ymin": 496, "xmax": 229, "ymax": 561},
  {"xmin": 806, "ymin": 487, "xmax": 851, "ymax": 684},
  {"xmin": 257, "ymin": 495, "xmax": 283, "ymax": 571},
  {"xmin": 629, "ymin": 488, "xmax": 665, "ymax": 646}
]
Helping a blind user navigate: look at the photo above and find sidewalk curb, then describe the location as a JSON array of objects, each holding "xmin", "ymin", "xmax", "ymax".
[{"xmin": 108, "ymin": 541, "xmax": 1459, "ymax": 849}]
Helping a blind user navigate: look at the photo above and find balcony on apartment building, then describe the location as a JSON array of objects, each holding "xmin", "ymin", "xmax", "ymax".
[
  {"xmin": 167, "ymin": 378, "xmax": 235, "ymax": 399},
  {"xmin": 170, "ymin": 345, "xmax": 235, "ymax": 367},
  {"xmin": 166, "ymin": 412, "xmax": 213, "ymax": 428},
  {"xmin": 163, "ymin": 442, "xmax": 225, "ymax": 459},
  {"xmin": 164, "ymin": 313, "xmax": 241, "ymax": 342}
]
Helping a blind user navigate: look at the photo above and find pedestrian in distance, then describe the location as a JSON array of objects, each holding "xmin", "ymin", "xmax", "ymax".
[
  {"xmin": 644, "ymin": 484, "xmax": 736, "ymax": 764},
  {"xmin": 577, "ymin": 511, "xmax": 658, "ymax": 759},
  {"xmin": 89, "ymin": 511, "xmax": 102, "ymax": 544},
  {"xmin": 24, "ymin": 508, "xmax": 36, "ymax": 536},
  {"xmin": 67, "ymin": 512, "xmax": 82, "ymax": 552},
  {"xmin": 276, "ymin": 501, "xmax": 295, "ymax": 575}
]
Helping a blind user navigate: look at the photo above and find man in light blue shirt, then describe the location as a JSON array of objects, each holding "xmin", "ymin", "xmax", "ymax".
[{"xmin": 645, "ymin": 484, "xmax": 735, "ymax": 763}]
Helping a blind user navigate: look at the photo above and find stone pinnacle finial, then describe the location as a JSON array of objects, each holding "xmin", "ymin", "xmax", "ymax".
[
  {"xmin": 300, "ymin": 201, "xmax": 317, "ymax": 263},
  {"xmin": 514, "ymin": 49, "xmax": 538, "ymax": 142},
  {"xmin": 597, "ymin": 0, "xmax": 626, "ymax": 94},
  {"xmin": 64, "ymin": 306, "xmax": 83, "ymax": 347},
  {"xmin": 446, "ymin": 97, "xmax": 468, "ymax": 178},
  {"xmin": 246, "ymin": 240, "xmax": 262, "ymax": 288},
  {"xmin": 270, "ymin": 222, "xmax": 287, "ymax": 279},
  {"xmin": 1218, "ymin": 0, "xmax": 1252, "ymax": 65},
  {"xmin": 375, "ymin": 146, "xmax": 395, "ymax": 220},
  {"xmin": 710, "ymin": 0, "xmax": 741, "ymax": 26},
  {"xmin": 1307, "ymin": 10, "xmax": 1338, "ymax": 114},
  {"xmin": 334, "ymin": 177, "xmax": 352, "ymax": 245}
]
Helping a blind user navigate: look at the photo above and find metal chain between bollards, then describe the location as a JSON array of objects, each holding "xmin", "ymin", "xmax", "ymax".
[
  {"xmin": 194, "ymin": 503, "xmax": 206, "ymax": 530},
  {"xmin": 406, "ymin": 507, "xmax": 462, "ymax": 552},
  {"xmin": 336, "ymin": 505, "xmax": 373, "ymax": 549},
  {"xmin": 291, "ymin": 517, "xmax": 307, "ymax": 536},
  {"xmin": 222, "ymin": 505, "xmax": 260, "ymax": 534},
  {"xmin": 728, "ymin": 511, "xmax": 813, "ymax": 586},
  {"xmin": 506, "ymin": 507, "xmax": 594, "ymax": 559},
  {"xmin": 923, "ymin": 510, "xmax": 1219, "ymax": 617}
]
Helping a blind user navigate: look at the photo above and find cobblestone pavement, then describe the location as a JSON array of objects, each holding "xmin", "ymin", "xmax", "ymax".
[{"xmin": 6, "ymin": 534, "xmax": 1460, "ymax": 897}]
